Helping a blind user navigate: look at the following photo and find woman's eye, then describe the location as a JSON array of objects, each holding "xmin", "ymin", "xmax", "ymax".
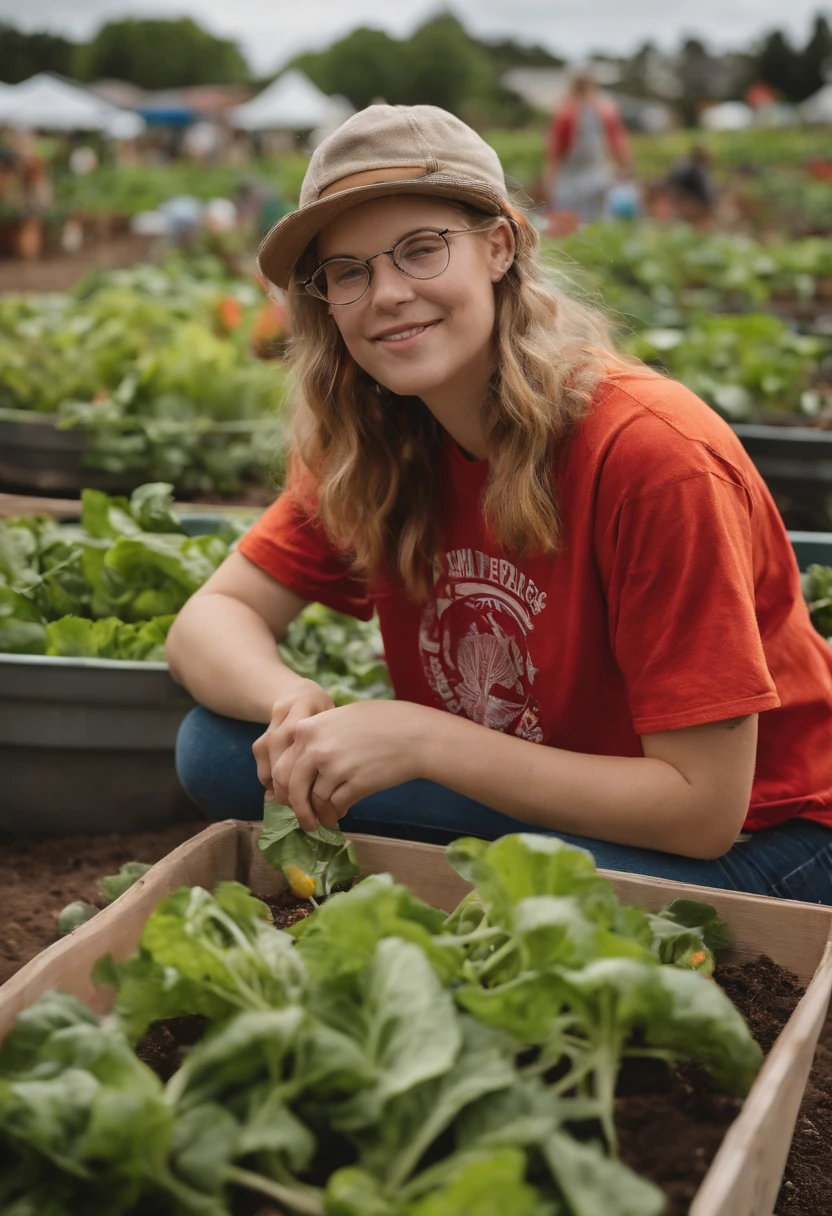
[
  {"xmin": 404, "ymin": 241, "xmax": 443, "ymax": 259},
  {"xmin": 332, "ymin": 264, "xmax": 365, "ymax": 284}
]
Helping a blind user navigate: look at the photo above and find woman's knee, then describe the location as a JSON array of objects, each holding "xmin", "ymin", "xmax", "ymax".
[{"xmin": 175, "ymin": 706, "xmax": 266, "ymax": 821}]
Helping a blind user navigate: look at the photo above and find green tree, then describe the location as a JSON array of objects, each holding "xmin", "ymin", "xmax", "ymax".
[
  {"xmin": 800, "ymin": 15, "xmax": 832, "ymax": 99},
  {"xmin": 476, "ymin": 37, "xmax": 564, "ymax": 73},
  {"xmin": 755, "ymin": 29, "xmax": 803, "ymax": 100},
  {"xmin": 290, "ymin": 13, "xmax": 519, "ymax": 121},
  {"xmin": 0, "ymin": 23, "xmax": 77, "ymax": 83},
  {"xmin": 75, "ymin": 18, "xmax": 250, "ymax": 89},
  {"xmin": 677, "ymin": 37, "xmax": 716, "ymax": 126},
  {"xmin": 294, "ymin": 27, "xmax": 409, "ymax": 109},
  {"xmin": 404, "ymin": 15, "xmax": 499, "ymax": 116}
]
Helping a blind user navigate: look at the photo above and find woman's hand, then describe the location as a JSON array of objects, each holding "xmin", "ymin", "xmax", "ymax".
[
  {"xmin": 252, "ymin": 678, "xmax": 335, "ymax": 804},
  {"xmin": 274, "ymin": 699, "xmax": 438, "ymax": 831}
]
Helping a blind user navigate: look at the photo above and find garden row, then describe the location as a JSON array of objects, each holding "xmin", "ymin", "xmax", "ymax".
[
  {"xmin": 0, "ymin": 253, "xmax": 290, "ymax": 497},
  {"xmin": 2, "ymin": 226, "xmax": 832, "ymax": 519}
]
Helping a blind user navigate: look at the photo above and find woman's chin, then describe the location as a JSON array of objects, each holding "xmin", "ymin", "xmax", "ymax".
[{"xmin": 375, "ymin": 370, "xmax": 448, "ymax": 400}]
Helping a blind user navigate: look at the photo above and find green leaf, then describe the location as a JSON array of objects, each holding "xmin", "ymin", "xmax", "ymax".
[
  {"xmin": 128, "ymin": 483, "xmax": 184, "ymax": 534},
  {"xmin": 94, "ymin": 952, "xmax": 231, "ymax": 1045},
  {"xmin": 168, "ymin": 1103, "xmax": 239, "ymax": 1192},
  {"xmin": 80, "ymin": 489, "xmax": 141, "ymax": 540},
  {"xmin": 57, "ymin": 902, "xmax": 99, "ymax": 936},
  {"xmin": 235, "ymin": 1085, "xmax": 316, "ymax": 1170},
  {"xmin": 325, "ymin": 1167, "xmax": 401, "ymax": 1216},
  {"xmin": 98, "ymin": 882, "xmax": 304, "ymax": 1041},
  {"xmin": 644, "ymin": 966, "xmax": 763, "ymax": 1095},
  {"xmin": 409, "ymin": 1148, "xmax": 545, "ymax": 1216},
  {"xmin": 98, "ymin": 862, "xmax": 152, "ymax": 904},
  {"xmin": 543, "ymin": 1131, "xmax": 665, "ymax": 1216},
  {"xmin": 456, "ymin": 973, "xmax": 565, "ymax": 1044},
  {"xmin": 514, "ymin": 896, "xmax": 599, "ymax": 970},
  {"xmin": 166, "ymin": 1007, "xmax": 304, "ymax": 1111},
  {"xmin": 294, "ymin": 874, "xmax": 461, "ymax": 985},
  {"xmin": 257, "ymin": 803, "xmax": 359, "ymax": 897},
  {"xmin": 356, "ymin": 937, "xmax": 461, "ymax": 1112},
  {"xmin": 357, "ymin": 1017, "xmax": 518, "ymax": 1188},
  {"xmin": 0, "ymin": 992, "xmax": 99, "ymax": 1076},
  {"xmin": 0, "ymin": 617, "xmax": 48, "ymax": 654}
]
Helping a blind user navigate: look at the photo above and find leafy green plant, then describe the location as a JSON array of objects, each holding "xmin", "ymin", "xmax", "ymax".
[
  {"xmin": 56, "ymin": 901, "xmax": 99, "ymax": 935},
  {"xmin": 278, "ymin": 601, "xmax": 393, "ymax": 705},
  {"xmin": 625, "ymin": 313, "xmax": 829, "ymax": 419},
  {"xmin": 0, "ymin": 483, "xmax": 246, "ymax": 659},
  {"xmin": 0, "ymin": 833, "xmax": 766, "ymax": 1216},
  {"xmin": 0, "ymin": 255, "xmax": 291, "ymax": 494},
  {"xmin": 57, "ymin": 862, "xmax": 155, "ymax": 937},
  {"xmin": 803, "ymin": 564, "xmax": 832, "ymax": 639},
  {"xmin": 257, "ymin": 803, "xmax": 359, "ymax": 899}
]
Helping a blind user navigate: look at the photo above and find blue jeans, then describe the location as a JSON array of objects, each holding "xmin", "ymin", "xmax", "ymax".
[{"xmin": 175, "ymin": 706, "xmax": 832, "ymax": 905}]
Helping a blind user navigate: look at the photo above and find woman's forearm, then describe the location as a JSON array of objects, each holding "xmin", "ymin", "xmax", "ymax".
[
  {"xmin": 418, "ymin": 711, "xmax": 734, "ymax": 860},
  {"xmin": 165, "ymin": 593, "xmax": 308, "ymax": 722}
]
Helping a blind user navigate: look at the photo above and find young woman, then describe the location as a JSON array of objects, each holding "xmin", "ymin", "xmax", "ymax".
[{"xmin": 167, "ymin": 104, "xmax": 832, "ymax": 902}]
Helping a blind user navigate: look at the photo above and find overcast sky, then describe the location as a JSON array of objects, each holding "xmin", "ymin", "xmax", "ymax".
[{"xmin": 2, "ymin": 1, "xmax": 830, "ymax": 75}]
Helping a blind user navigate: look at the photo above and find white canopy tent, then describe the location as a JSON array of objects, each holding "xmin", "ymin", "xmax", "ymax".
[
  {"xmin": 802, "ymin": 83, "xmax": 832, "ymax": 124},
  {"xmin": 0, "ymin": 74, "xmax": 131, "ymax": 133},
  {"xmin": 700, "ymin": 101, "xmax": 754, "ymax": 132},
  {"xmin": 233, "ymin": 69, "xmax": 350, "ymax": 132}
]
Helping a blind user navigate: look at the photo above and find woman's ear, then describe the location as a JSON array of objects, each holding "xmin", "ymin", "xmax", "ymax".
[{"xmin": 486, "ymin": 220, "xmax": 516, "ymax": 282}]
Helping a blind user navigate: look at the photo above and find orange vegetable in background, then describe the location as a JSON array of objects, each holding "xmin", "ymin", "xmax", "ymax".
[
  {"xmin": 252, "ymin": 299, "xmax": 290, "ymax": 358},
  {"xmin": 216, "ymin": 295, "xmax": 243, "ymax": 333}
]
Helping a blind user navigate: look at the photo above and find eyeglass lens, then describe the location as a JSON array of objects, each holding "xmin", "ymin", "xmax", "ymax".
[{"xmin": 311, "ymin": 230, "xmax": 451, "ymax": 304}]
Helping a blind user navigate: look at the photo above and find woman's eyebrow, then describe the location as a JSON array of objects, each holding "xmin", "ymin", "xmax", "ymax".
[{"xmin": 317, "ymin": 226, "xmax": 442, "ymax": 265}]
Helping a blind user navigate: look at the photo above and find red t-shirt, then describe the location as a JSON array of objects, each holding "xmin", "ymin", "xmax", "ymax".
[{"xmin": 238, "ymin": 371, "xmax": 832, "ymax": 833}]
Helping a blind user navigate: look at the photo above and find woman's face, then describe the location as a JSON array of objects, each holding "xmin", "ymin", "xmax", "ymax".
[{"xmin": 314, "ymin": 196, "xmax": 514, "ymax": 402}]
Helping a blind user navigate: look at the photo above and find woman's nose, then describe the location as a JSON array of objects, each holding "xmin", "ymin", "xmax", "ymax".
[{"xmin": 367, "ymin": 255, "xmax": 417, "ymax": 308}]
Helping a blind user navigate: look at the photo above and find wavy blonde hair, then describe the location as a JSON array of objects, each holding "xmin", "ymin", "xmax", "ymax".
[{"xmin": 285, "ymin": 203, "xmax": 641, "ymax": 600}]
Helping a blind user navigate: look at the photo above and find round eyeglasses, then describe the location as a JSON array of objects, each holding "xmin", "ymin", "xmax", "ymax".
[{"xmin": 303, "ymin": 225, "xmax": 489, "ymax": 306}]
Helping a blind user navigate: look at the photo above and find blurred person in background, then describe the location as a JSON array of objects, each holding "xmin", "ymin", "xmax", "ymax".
[
  {"xmin": 665, "ymin": 144, "xmax": 716, "ymax": 227},
  {"xmin": 545, "ymin": 68, "xmax": 631, "ymax": 225}
]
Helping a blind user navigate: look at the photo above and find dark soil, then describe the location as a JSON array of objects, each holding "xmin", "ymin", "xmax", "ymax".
[
  {"xmin": 259, "ymin": 888, "xmax": 316, "ymax": 932},
  {"xmin": 0, "ymin": 234, "xmax": 156, "ymax": 294},
  {"xmin": 0, "ymin": 821, "xmax": 206, "ymax": 987},
  {"xmin": 136, "ymin": 1015, "xmax": 208, "ymax": 1082},
  {"xmin": 615, "ymin": 955, "xmax": 807, "ymax": 1215},
  {"xmin": 776, "ymin": 1014, "xmax": 832, "ymax": 1216}
]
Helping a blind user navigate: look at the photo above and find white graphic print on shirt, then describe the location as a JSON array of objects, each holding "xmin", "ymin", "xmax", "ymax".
[{"xmin": 418, "ymin": 547, "xmax": 547, "ymax": 743}]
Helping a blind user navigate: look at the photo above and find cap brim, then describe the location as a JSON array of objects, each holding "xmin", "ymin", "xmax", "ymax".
[{"xmin": 257, "ymin": 176, "xmax": 507, "ymax": 290}]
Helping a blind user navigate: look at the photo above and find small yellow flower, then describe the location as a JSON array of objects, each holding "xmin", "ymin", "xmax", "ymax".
[{"xmin": 284, "ymin": 864, "xmax": 317, "ymax": 900}]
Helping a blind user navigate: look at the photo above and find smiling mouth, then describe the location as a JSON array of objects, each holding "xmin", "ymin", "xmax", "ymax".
[{"xmin": 373, "ymin": 321, "xmax": 441, "ymax": 342}]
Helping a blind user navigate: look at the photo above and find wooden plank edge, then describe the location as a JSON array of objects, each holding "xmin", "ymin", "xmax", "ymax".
[
  {"xmin": 690, "ymin": 932, "xmax": 832, "ymax": 1216},
  {"xmin": 0, "ymin": 820, "xmax": 241, "ymax": 1042},
  {"xmin": 0, "ymin": 492, "xmax": 260, "ymax": 519}
]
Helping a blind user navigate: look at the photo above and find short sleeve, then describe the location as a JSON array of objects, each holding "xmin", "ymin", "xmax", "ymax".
[
  {"xmin": 602, "ymin": 471, "xmax": 780, "ymax": 734},
  {"xmin": 237, "ymin": 490, "xmax": 374, "ymax": 620}
]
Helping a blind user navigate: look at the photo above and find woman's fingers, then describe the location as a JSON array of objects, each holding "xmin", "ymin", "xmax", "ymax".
[
  {"xmin": 271, "ymin": 741, "xmax": 297, "ymax": 805},
  {"xmin": 252, "ymin": 731, "xmax": 274, "ymax": 790},
  {"xmin": 286, "ymin": 746, "xmax": 321, "ymax": 831},
  {"xmin": 310, "ymin": 789, "xmax": 341, "ymax": 828}
]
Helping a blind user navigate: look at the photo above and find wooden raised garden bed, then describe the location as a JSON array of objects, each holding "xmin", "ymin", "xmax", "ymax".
[
  {"xmin": 0, "ymin": 407, "xmax": 269, "ymax": 498},
  {"xmin": 2, "ymin": 821, "xmax": 831, "ymax": 1216},
  {"xmin": 731, "ymin": 423, "xmax": 832, "ymax": 532}
]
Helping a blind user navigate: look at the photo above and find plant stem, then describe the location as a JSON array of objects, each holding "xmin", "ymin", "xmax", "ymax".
[
  {"xmin": 226, "ymin": 1166, "xmax": 325, "ymax": 1216},
  {"xmin": 476, "ymin": 937, "xmax": 518, "ymax": 980}
]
